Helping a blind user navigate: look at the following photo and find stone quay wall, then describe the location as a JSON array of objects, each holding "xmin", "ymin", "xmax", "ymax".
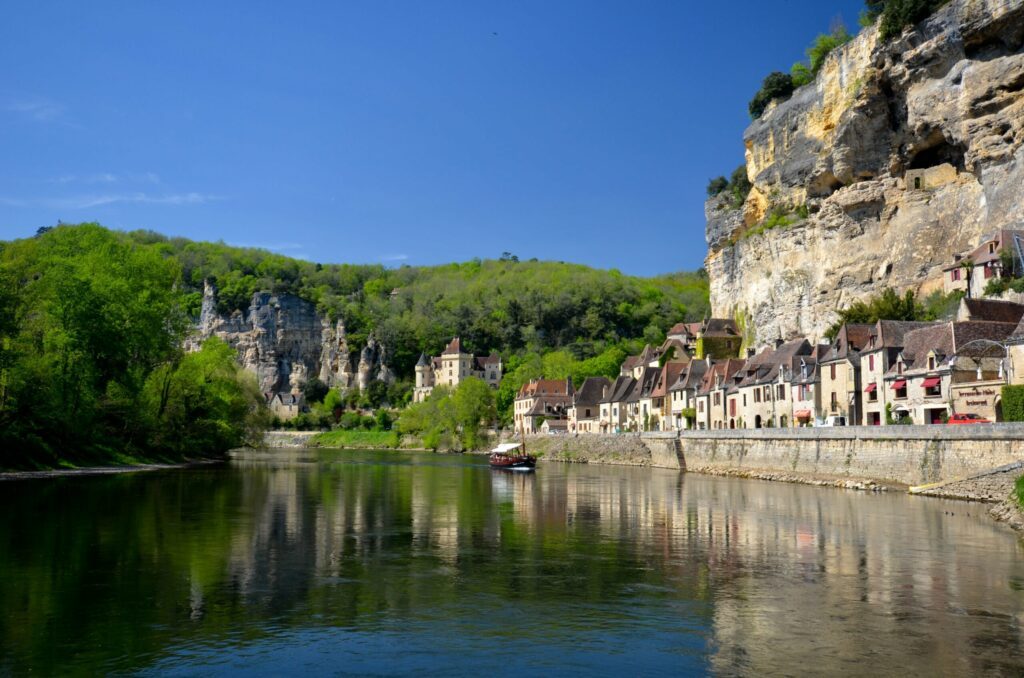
[{"xmin": 527, "ymin": 426, "xmax": 1024, "ymax": 489}]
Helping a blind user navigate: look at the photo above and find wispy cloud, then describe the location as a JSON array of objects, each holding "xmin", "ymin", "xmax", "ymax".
[
  {"xmin": 4, "ymin": 97, "xmax": 64, "ymax": 122},
  {"xmin": 52, "ymin": 172, "xmax": 161, "ymax": 185},
  {"xmin": 380, "ymin": 253, "xmax": 409, "ymax": 262},
  {"xmin": 0, "ymin": 192, "xmax": 222, "ymax": 209}
]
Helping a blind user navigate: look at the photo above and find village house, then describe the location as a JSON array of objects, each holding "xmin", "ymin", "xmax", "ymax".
[
  {"xmin": 600, "ymin": 375, "xmax": 637, "ymax": 433},
  {"xmin": 1009, "ymin": 315, "xmax": 1024, "ymax": 386},
  {"xmin": 631, "ymin": 366, "xmax": 663, "ymax": 431},
  {"xmin": 883, "ymin": 321, "xmax": 1018, "ymax": 425},
  {"xmin": 735, "ymin": 339, "xmax": 813, "ymax": 429},
  {"xmin": 568, "ymin": 377, "xmax": 611, "ymax": 433},
  {"xmin": 620, "ymin": 344, "xmax": 662, "ymax": 380},
  {"xmin": 668, "ymin": 359, "xmax": 709, "ymax": 430},
  {"xmin": 858, "ymin": 320, "xmax": 939, "ymax": 425},
  {"xmin": 696, "ymin": 318, "xmax": 743, "ymax": 359},
  {"xmin": 818, "ymin": 323, "xmax": 874, "ymax": 425},
  {"xmin": 413, "ymin": 337, "xmax": 502, "ymax": 403},
  {"xmin": 789, "ymin": 347, "xmax": 827, "ymax": 426},
  {"xmin": 267, "ymin": 391, "xmax": 304, "ymax": 420},
  {"xmin": 647, "ymin": 362, "xmax": 687, "ymax": 431},
  {"xmin": 695, "ymin": 359, "xmax": 743, "ymax": 430},
  {"xmin": 514, "ymin": 378, "xmax": 574, "ymax": 434},
  {"xmin": 660, "ymin": 322, "xmax": 701, "ymax": 362},
  {"xmin": 943, "ymin": 229, "xmax": 1024, "ymax": 299}
]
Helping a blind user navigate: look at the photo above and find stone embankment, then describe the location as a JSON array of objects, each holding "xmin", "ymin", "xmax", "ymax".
[
  {"xmin": 262, "ymin": 431, "xmax": 320, "ymax": 448},
  {"xmin": 525, "ymin": 425, "xmax": 1024, "ymax": 498}
]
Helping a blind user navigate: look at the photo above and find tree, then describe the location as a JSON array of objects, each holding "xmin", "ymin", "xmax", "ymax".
[
  {"xmin": 825, "ymin": 288, "xmax": 922, "ymax": 339},
  {"xmin": 707, "ymin": 176, "xmax": 728, "ymax": 197},
  {"xmin": 749, "ymin": 72, "xmax": 795, "ymax": 119}
]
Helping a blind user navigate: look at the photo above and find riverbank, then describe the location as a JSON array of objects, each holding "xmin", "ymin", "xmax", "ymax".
[{"xmin": 0, "ymin": 458, "xmax": 225, "ymax": 481}]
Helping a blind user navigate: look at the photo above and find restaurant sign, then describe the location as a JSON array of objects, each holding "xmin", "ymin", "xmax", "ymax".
[{"xmin": 950, "ymin": 382, "xmax": 1002, "ymax": 419}]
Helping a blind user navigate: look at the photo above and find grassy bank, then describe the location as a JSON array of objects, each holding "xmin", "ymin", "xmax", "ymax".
[{"xmin": 307, "ymin": 430, "xmax": 402, "ymax": 449}]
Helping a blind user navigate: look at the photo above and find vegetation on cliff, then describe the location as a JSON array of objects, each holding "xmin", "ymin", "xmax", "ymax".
[
  {"xmin": 125, "ymin": 227, "xmax": 710, "ymax": 379},
  {"xmin": 824, "ymin": 287, "xmax": 964, "ymax": 339},
  {"xmin": 863, "ymin": 0, "xmax": 952, "ymax": 40},
  {"xmin": 0, "ymin": 225, "xmax": 268, "ymax": 470}
]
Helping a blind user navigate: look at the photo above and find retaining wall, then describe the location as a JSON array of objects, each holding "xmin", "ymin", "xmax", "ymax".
[{"xmin": 527, "ymin": 425, "xmax": 1024, "ymax": 488}]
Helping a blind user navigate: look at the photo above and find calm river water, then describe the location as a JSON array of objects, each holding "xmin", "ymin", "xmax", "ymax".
[{"xmin": 3, "ymin": 449, "xmax": 1024, "ymax": 675}]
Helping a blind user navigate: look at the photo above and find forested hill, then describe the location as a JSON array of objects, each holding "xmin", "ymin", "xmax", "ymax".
[{"xmin": 126, "ymin": 228, "xmax": 710, "ymax": 377}]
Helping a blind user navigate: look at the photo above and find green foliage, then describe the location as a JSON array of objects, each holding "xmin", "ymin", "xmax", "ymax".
[
  {"xmin": 919, "ymin": 289, "xmax": 964, "ymax": 321},
  {"xmin": 870, "ymin": 0, "xmax": 950, "ymax": 40},
  {"xmin": 1002, "ymin": 385, "xmax": 1024, "ymax": 423},
  {"xmin": 0, "ymin": 225, "xmax": 268, "ymax": 469},
  {"xmin": 706, "ymin": 176, "xmax": 729, "ymax": 197},
  {"xmin": 127, "ymin": 229, "xmax": 708, "ymax": 380},
  {"xmin": 790, "ymin": 62, "xmax": 814, "ymax": 88},
  {"xmin": 790, "ymin": 25, "xmax": 852, "ymax": 87},
  {"xmin": 308, "ymin": 429, "xmax": 401, "ymax": 449},
  {"xmin": 397, "ymin": 379, "xmax": 497, "ymax": 451},
  {"xmin": 824, "ymin": 287, "xmax": 953, "ymax": 340},
  {"xmin": 749, "ymin": 72, "xmax": 795, "ymax": 119}
]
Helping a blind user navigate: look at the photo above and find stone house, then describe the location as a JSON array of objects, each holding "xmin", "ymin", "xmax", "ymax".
[
  {"xmin": 664, "ymin": 322, "xmax": 702, "ymax": 356},
  {"xmin": 568, "ymin": 377, "xmax": 610, "ymax": 433},
  {"xmin": 818, "ymin": 323, "xmax": 874, "ymax": 424},
  {"xmin": 695, "ymin": 359, "xmax": 744, "ymax": 430},
  {"xmin": 268, "ymin": 392, "xmax": 305, "ymax": 420},
  {"xmin": 668, "ymin": 359, "xmax": 709, "ymax": 430},
  {"xmin": 696, "ymin": 318, "xmax": 743, "ymax": 360},
  {"xmin": 942, "ymin": 229, "xmax": 1024, "ymax": 299},
  {"xmin": 858, "ymin": 320, "xmax": 939, "ymax": 425},
  {"xmin": 620, "ymin": 344, "xmax": 661, "ymax": 380},
  {"xmin": 413, "ymin": 337, "xmax": 502, "ymax": 403},
  {"xmin": 631, "ymin": 366, "xmax": 663, "ymax": 431},
  {"xmin": 883, "ymin": 321, "xmax": 1017, "ymax": 425},
  {"xmin": 648, "ymin": 362, "xmax": 687, "ymax": 432},
  {"xmin": 736, "ymin": 339, "xmax": 814, "ymax": 429},
  {"xmin": 789, "ymin": 348, "xmax": 826, "ymax": 427},
  {"xmin": 1009, "ymin": 316, "xmax": 1024, "ymax": 386},
  {"xmin": 514, "ymin": 378, "xmax": 574, "ymax": 435},
  {"xmin": 540, "ymin": 419, "xmax": 569, "ymax": 434},
  {"xmin": 599, "ymin": 375, "xmax": 637, "ymax": 433}
]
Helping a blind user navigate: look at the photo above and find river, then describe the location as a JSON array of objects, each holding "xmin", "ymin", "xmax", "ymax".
[{"xmin": 2, "ymin": 449, "xmax": 1024, "ymax": 675}]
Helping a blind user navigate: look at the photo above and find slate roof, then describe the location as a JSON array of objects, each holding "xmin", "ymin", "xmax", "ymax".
[
  {"xmin": 602, "ymin": 375, "xmax": 638, "ymax": 404},
  {"xmin": 627, "ymin": 366, "xmax": 661, "ymax": 403},
  {"xmin": 574, "ymin": 377, "xmax": 611, "ymax": 407},
  {"xmin": 651, "ymin": 362, "xmax": 686, "ymax": 398},
  {"xmin": 667, "ymin": 322, "xmax": 702, "ymax": 338},
  {"xmin": 961, "ymin": 298, "xmax": 1024, "ymax": 325},
  {"xmin": 473, "ymin": 353, "xmax": 502, "ymax": 370},
  {"xmin": 886, "ymin": 321, "xmax": 1018, "ymax": 373},
  {"xmin": 696, "ymin": 358, "xmax": 744, "ymax": 396},
  {"xmin": 670, "ymin": 359, "xmax": 709, "ymax": 392},
  {"xmin": 416, "ymin": 353, "xmax": 429, "ymax": 367},
  {"xmin": 863, "ymin": 320, "xmax": 940, "ymax": 353},
  {"xmin": 822, "ymin": 323, "xmax": 874, "ymax": 363},
  {"xmin": 701, "ymin": 318, "xmax": 740, "ymax": 338}
]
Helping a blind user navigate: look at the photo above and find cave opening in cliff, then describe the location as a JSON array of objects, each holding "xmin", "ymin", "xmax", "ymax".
[{"xmin": 907, "ymin": 132, "xmax": 966, "ymax": 172}]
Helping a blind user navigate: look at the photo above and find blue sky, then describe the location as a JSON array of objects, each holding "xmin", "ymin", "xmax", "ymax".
[{"xmin": 0, "ymin": 1, "xmax": 864, "ymax": 274}]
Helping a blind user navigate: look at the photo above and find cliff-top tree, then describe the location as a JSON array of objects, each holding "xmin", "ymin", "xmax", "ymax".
[
  {"xmin": 749, "ymin": 72, "xmax": 795, "ymax": 119},
  {"xmin": 863, "ymin": 0, "xmax": 951, "ymax": 40}
]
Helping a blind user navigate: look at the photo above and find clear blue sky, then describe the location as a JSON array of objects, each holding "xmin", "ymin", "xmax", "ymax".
[{"xmin": 0, "ymin": 1, "xmax": 864, "ymax": 274}]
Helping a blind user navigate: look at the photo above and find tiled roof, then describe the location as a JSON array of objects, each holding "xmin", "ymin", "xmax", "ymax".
[
  {"xmin": 886, "ymin": 321, "xmax": 1018, "ymax": 373},
  {"xmin": 473, "ymin": 353, "xmax": 502, "ymax": 370},
  {"xmin": 628, "ymin": 366, "xmax": 661, "ymax": 402},
  {"xmin": 442, "ymin": 337, "xmax": 463, "ymax": 355},
  {"xmin": 944, "ymin": 229, "xmax": 1024, "ymax": 270},
  {"xmin": 696, "ymin": 358, "xmax": 744, "ymax": 395},
  {"xmin": 670, "ymin": 359, "xmax": 708, "ymax": 391},
  {"xmin": 574, "ymin": 377, "xmax": 611, "ymax": 407},
  {"xmin": 517, "ymin": 379, "xmax": 573, "ymax": 398},
  {"xmin": 865, "ymin": 320, "xmax": 940, "ymax": 352},
  {"xmin": 823, "ymin": 323, "xmax": 874, "ymax": 362},
  {"xmin": 651, "ymin": 362, "xmax": 686, "ymax": 398}
]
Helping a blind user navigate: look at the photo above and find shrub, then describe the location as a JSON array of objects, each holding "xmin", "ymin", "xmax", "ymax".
[
  {"xmin": 1002, "ymin": 385, "xmax": 1024, "ymax": 423},
  {"xmin": 867, "ymin": 0, "xmax": 951, "ymax": 41},
  {"xmin": 707, "ymin": 176, "xmax": 729, "ymax": 197},
  {"xmin": 1015, "ymin": 475, "xmax": 1024, "ymax": 510},
  {"xmin": 807, "ymin": 27, "xmax": 852, "ymax": 74},
  {"xmin": 749, "ymin": 72, "xmax": 795, "ymax": 119}
]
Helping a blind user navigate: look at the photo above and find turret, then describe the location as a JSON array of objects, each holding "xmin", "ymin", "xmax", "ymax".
[{"xmin": 415, "ymin": 353, "xmax": 429, "ymax": 389}]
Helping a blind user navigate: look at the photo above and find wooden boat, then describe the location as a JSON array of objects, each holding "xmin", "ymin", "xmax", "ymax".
[{"xmin": 489, "ymin": 442, "xmax": 536, "ymax": 472}]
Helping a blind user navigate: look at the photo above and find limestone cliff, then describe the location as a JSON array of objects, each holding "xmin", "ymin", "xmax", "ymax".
[
  {"xmin": 706, "ymin": 0, "xmax": 1024, "ymax": 345},
  {"xmin": 189, "ymin": 281, "xmax": 392, "ymax": 394}
]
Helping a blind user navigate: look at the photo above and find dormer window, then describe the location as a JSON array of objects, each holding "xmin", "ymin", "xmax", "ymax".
[
  {"xmin": 897, "ymin": 360, "xmax": 904, "ymax": 375},
  {"xmin": 928, "ymin": 356, "xmax": 935, "ymax": 371},
  {"xmin": 989, "ymin": 242, "xmax": 996, "ymax": 254}
]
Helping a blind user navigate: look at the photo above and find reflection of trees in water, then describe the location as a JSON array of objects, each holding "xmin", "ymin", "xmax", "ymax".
[{"xmin": 1, "ymin": 456, "xmax": 1024, "ymax": 674}]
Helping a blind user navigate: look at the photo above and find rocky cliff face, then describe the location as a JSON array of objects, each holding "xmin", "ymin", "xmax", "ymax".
[
  {"xmin": 189, "ymin": 281, "xmax": 392, "ymax": 394},
  {"xmin": 706, "ymin": 0, "xmax": 1024, "ymax": 346}
]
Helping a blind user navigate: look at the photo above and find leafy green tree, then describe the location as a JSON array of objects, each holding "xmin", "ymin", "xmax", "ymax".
[
  {"xmin": 706, "ymin": 176, "xmax": 729, "ymax": 197},
  {"xmin": 825, "ymin": 288, "xmax": 925, "ymax": 339},
  {"xmin": 749, "ymin": 72, "xmax": 795, "ymax": 119}
]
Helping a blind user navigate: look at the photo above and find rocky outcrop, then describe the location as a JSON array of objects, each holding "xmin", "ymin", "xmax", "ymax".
[
  {"xmin": 707, "ymin": 0, "xmax": 1024, "ymax": 345},
  {"xmin": 189, "ymin": 281, "xmax": 392, "ymax": 394}
]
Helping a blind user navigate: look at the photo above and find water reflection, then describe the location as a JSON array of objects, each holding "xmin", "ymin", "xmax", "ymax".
[{"xmin": 1, "ymin": 449, "xmax": 1023, "ymax": 675}]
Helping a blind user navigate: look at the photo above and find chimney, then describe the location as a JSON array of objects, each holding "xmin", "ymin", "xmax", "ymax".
[{"xmin": 746, "ymin": 348, "xmax": 756, "ymax": 359}]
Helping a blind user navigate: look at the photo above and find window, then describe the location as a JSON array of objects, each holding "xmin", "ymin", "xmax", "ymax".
[
  {"xmin": 777, "ymin": 384, "xmax": 786, "ymax": 400},
  {"xmin": 951, "ymin": 268, "xmax": 960, "ymax": 282},
  {"xmin": 985, "ymin": 263, "xmax": 994, "ymax": 279},
  {"xmin": 830, "ymin": 392, "xmax": 838, "ymax": 410},
  {"xmin": 714, "ymin": 393, "xmax": 720, "ymax": 406},
  {"xmin": 869, "ymin": 355, "xmax": 875, "ymax": 371},
  {"xmin": 754, "ymin": 391, "xmax": 760, "ymax": 404},
  {"xmin": 743, "ymin": 394, "xmax": 747, "ymax": 406},
  {"xmin": 895, "ymin": 384, "xmax": 907, "ymax": 399},
  {"xmin": 989, "ymin": 242, "xmax": 997, "ymax": 254},
  {"xmin": 830, "ymin": 364, "xmax": 836, "ymax": 380},
  {"xmin": 729, "ymin": 400, "xmax": 736, "ymax": 417},
  {"xmin": 928, "ymin": 356, "xmax": 935, "ymax": 370},
  {"xmin": 914, "ymin": 177, "xmax": 922, "ymax": 189}
]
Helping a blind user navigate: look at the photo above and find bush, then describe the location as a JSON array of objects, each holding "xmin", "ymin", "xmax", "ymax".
[
  {"xmin": 749, "ymin": 72, "xmax": 795, "ymax": 119},
  {"xmin": 867, "ymin": 0, "xmax": 950, "ymax": 40},
  {"xmin": 707, "ymin": 176, "xmax": 729, "ymax": 197},
  {"xmin": 1002, "ymin": 385, "xmax": 1024, "ymax": 423}
]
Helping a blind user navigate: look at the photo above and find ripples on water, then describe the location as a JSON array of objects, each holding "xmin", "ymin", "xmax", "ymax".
[{"xmin": 2, "ymin": 448, "xmax": 1024, "ymax": 675}]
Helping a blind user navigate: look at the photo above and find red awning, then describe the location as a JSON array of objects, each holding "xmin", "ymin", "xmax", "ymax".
[
  {"xmin": 922, "ymin": 376, "xmax": 941, "ymax": 388},
  {"xmin": 864, "ymin": 383, "xmax": 877, "ymax": 393},
  {"xmin": 794, "ymin": 410, "xmax": 812, "ymax": 419},
  {"xmin": 891, "ymin": 379, "xmax": 907, "ymax": 390}
]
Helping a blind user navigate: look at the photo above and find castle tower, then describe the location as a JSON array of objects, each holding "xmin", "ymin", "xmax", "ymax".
[{"xmin": 415, "ymin": 353, "xmax": 429, "ymax": 389}]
